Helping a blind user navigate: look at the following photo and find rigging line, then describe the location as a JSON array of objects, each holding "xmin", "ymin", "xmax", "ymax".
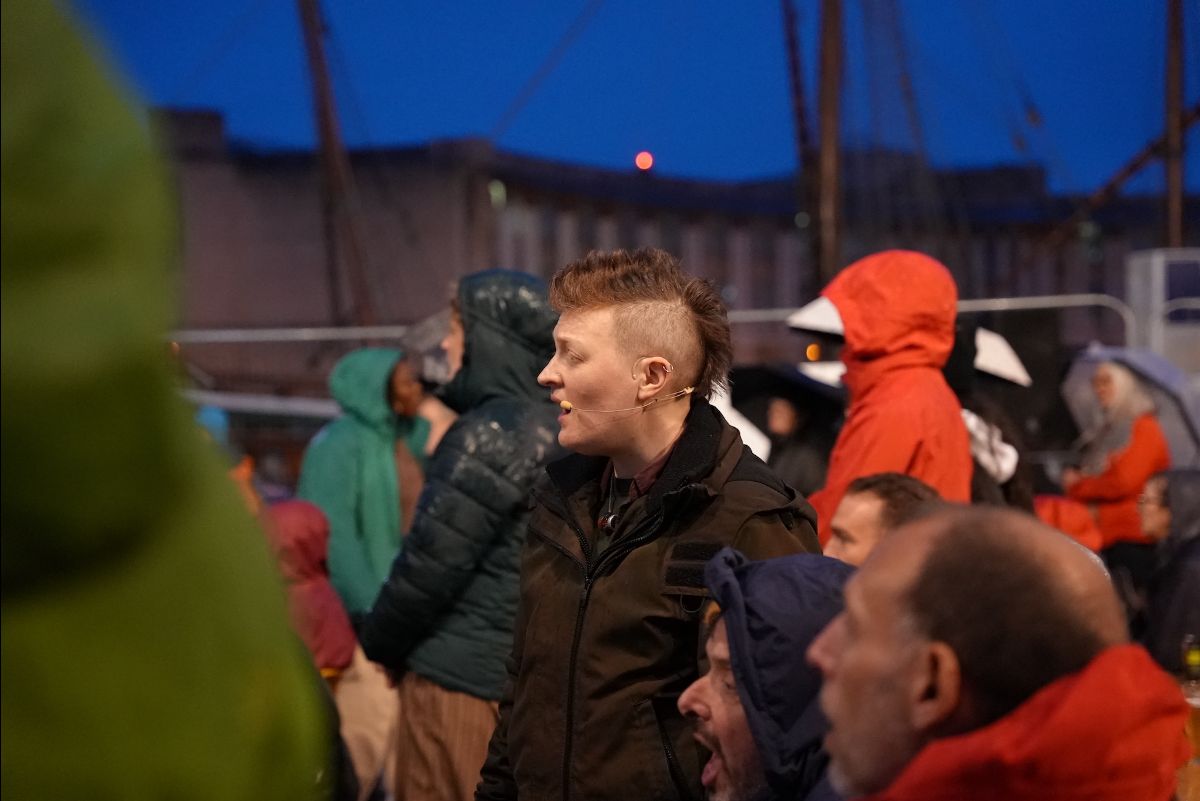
[
  {"xmin": 171, "ymin": 0, "xmax": 277, "ymax": 98},
  {"xmin": 489, "ymin": 0, "xmax": 606, "ymax": 141},
  {"xmin": 1189, "ymin": 0, "xmax": 1200, "ymax": 90},
  {"xmin": 963, "ymin": 0, "xmax": 1040, "ymax": 125},
  {"xmin": 859, "ymin": 0, "xmax": 893, "ymax": 246},
  {"xmin": 959, "ymin": 0, "xmax": 1029, "ymax": 153},
  {"xmin": 322, "ymin": 12, "xmax": 422, "ymax": 277},
  {"xmin": 880, "ymin": 0, "xmax": 943, "ymax": 244},
  {"xmin": 963, "ymin": 0, "xmax": 1076, "ymax": 188},
  {"xmin": 884, "ymin": 0, "xmax": 972, "ymax": 263}
]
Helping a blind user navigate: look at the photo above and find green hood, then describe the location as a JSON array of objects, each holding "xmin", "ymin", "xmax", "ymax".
[
  {"xmin": 1, "ymin": 1, "xmax": 324, "ymax": 797},
  {"xmin": 330, "ymin": 347, "xmax": 404, "ymax": 434},
  {"xmin": 440, "ymin": 269, "xmax": 557, "ymax": 414}
]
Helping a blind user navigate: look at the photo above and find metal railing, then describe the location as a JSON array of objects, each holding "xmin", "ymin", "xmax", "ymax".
[{"xmin": 728, "ymin": 293, "xmax": 1138, "ymax": 346}]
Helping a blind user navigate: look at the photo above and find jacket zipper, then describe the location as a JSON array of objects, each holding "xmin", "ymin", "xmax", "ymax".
[
  {"xmin": 545, "ymin": 488, "xmax": 684, "ymax": 801},
  {"xmin": 656, "ymin": 710, "xmax": 691, "ymax": 801}
]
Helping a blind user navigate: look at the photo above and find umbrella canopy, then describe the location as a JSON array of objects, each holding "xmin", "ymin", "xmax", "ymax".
[
  {"xmin": 729, "ymin": 363, "xmax": 846, "ymax": 439},
  {"xmin": 1062, "ymin": 344, "xmax": 1200, "ymax": 468}
]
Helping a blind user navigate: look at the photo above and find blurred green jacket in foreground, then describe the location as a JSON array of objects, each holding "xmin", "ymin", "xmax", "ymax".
[{"xmin": 1, "ymin": 1, "xmax": 325, "ymax": 797}]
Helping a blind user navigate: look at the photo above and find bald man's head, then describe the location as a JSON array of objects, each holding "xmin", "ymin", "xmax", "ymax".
[
  {"xmin": 900, "ymin": 506, "xmax": 1128, "ymax": 729},
  {"xmin": 808, "ymin": 505, "xmax": 1130, "ymax": 797}
]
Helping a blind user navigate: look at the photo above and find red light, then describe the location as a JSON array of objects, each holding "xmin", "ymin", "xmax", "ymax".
[{"xmin": 635, "ymin": 151, "xmax": 654, "ymax": 171}]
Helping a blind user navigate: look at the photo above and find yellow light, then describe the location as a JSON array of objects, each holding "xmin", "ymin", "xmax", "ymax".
[
  {"xmin": 635, "ymin": 151, "xmax": 654, "ymax": 171},
  {"xmin": 805, "ymin": 343, "xmax": 821, "ymax": 361}
]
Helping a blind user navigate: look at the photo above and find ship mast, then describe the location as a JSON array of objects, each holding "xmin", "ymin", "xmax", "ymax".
[{"xmin": 297, "ymin": 0, "xmax": 377, "ymax": 326}]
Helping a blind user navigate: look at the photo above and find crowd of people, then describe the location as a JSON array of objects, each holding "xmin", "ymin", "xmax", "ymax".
[{"xmin": 4, "ymin": 2, "xmax": 1199, "ymax": 800}]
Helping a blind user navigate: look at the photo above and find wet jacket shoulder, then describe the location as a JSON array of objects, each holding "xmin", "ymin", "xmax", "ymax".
[
  {"xmin": 361, "ymin": 270, "xmax": 560, "ymax": 701},
  {"xmin": 477, "ymin": 400, "xmax": 818, "ymax": 801},
  {"xmin": 858, "ymin": 646, "xmax": 1189, "ymax": 801}
]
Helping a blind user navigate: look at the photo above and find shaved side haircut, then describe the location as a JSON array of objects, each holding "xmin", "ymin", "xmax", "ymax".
[{"xmin": 548, "ymin": 248, "xmax": 732, "ymax": 399}]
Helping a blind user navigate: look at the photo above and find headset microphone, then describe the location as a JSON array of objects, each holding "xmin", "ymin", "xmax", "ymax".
[{"xmin": 559, "ymin": 386, "xmax": 694, "ymax": 414}]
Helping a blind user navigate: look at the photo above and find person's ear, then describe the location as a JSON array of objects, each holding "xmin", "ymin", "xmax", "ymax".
[
  {"xmin": 908, "ymin": 641, "xmax": 961, "ymax": 733},
  {"xmin": 634, "ymin": 356, "xmax": 674, "ymax": 400}
]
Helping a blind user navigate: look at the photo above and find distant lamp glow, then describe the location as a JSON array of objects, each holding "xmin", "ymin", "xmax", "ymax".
[
  {"xmin": 805, "ymin": 343, "xmax": 821, "ymax": 361},
  {"xmin": 488, "ymin": 179, "xmax": 507, "ymax": 209},
  {"xmin": 635, "ymin": 151, "xmax": 654, "ymax": 171}
]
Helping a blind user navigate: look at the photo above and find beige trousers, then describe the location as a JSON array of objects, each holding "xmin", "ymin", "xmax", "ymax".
[
  {"xmin": 335, "ymin": 646, "xmax": 400, "ymax": 801},
  {"xmin": 393, "ymin": 671, "xmax": 500, "ymax": 801}
]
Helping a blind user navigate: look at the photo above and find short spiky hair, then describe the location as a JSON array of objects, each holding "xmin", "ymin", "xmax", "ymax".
[{"xmin": 548, "ymin": 248, "xmax": 732, "ymax": 399}]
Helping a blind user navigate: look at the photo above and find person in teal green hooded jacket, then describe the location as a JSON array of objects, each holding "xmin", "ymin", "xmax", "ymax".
[
  {"xmin": 1, "ymin": 1, "xmax": 325, "ymax": 798},
  {"xmin": 298, "ymin": 349, "xmax": 430, "ymax": 619}
]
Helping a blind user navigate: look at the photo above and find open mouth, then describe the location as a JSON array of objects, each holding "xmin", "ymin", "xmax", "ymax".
[{"xmin": 700, "ymin": 750, "xmax": 723, "ymax": 788}]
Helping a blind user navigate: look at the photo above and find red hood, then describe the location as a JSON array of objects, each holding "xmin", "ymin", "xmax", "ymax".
[
  {"xmin": 264, "ymin": 500, "xmax": 331, "ymax": 584},
  {"xmin": 863, "ymin": 645, "xmax": 1191, "ymax": 801},
  {"xmin": 823, "ymin": 250, "xmax": 957, "ymax": 400},
  {"xmin": 263, "ymin": 500, "xmax": 355, "ymax": 672}
]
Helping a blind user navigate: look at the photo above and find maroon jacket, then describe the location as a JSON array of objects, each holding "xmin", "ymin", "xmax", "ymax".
[{"xmin": 265, "ymin": 500, "xmax": 356, "ymax": 674}]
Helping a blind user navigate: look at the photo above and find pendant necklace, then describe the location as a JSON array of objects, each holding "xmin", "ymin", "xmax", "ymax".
[{"xmin": 598, "ymin": 471, "xmax": 620, "ymax": 531}]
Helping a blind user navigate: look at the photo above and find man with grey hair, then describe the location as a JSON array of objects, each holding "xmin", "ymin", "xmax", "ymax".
[{"xmin": 807, "ymin": 505, "xmax": 1190, "ymax": 800}]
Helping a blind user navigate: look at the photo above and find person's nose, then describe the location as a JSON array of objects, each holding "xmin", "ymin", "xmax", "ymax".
[
  {"xmin": 806, "ymin": 616, "xmax": 842, "ymax": 677},
  {"xmin": 677, "ymin": 676, "xmax": 710, "ymax": 722},
  {"xmin": 538, "ymin": 357, "xmax": 560, "ymax": 388}
]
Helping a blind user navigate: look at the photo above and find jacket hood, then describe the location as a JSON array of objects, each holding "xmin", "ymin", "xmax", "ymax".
[
  {"xmin": 706, "ymin": 547, "xmax": 855, "ymax": 801},
  {"xmin": 440, "ymin": 269, "xmax": 557, "ymax": 414},
  {"xmin": 823, "ymin": 250, "xmax": 958, "ymax": 399},
  {"xmin": 1159, "ymin": 467, "xmax": 1200, "ymax": 567},
  {"xmin": 863, "ymin": 645, "xmax": 1190, "ymax": 801},
  {"xmin": 264, "ymin": 500, "xmax": 330, "ymax": 584},
  {"xmin": 329, "ymin": 347, "xmax": 404, "ymax": 432}
]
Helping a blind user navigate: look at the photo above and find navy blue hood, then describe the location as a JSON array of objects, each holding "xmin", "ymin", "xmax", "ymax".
[{"xmin": 706, "ymin": 548, "xmax": 854, "ymax": 801}]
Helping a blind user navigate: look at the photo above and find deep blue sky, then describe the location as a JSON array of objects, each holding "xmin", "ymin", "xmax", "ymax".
[{"xmin": 71, "ymin": 1, "xmax": 1199, "ymax": 193}]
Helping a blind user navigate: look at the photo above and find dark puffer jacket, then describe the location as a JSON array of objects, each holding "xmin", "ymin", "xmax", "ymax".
[
  {"xmin": 477, "ymin": 399, "xmax": 819, "ymax": 801},
  {"xmin": 360, "ymin": 269, "xmax": 561, "ymax": 700},
  {"xmin": 705, "ymin": 548, "xmax": 853, "ymax": 801}
]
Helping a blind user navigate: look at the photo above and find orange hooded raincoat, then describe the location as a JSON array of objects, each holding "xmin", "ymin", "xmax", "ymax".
[{"xmin": 808, "ymin": 251, "xmax": 972, "ymax": 544}]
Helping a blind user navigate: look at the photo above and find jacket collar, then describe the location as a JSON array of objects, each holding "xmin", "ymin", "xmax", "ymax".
[
  {"xmin": 861, "ymin": 645, "xmax": 1190, "ymax": 801},
  {"xmin": 546, "ymin": 398, "xmax": 735, "ymax": 515}
]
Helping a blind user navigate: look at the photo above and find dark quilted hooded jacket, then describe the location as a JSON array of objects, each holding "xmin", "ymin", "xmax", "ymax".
[{"xmin": 360, "ymin": 269, "xmax": 561, "ymax": 700}]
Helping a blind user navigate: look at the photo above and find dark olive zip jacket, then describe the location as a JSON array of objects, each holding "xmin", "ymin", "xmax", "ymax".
[{"xmin": 476, "ymin": 399, "xmax": 819, "ymax": 801}]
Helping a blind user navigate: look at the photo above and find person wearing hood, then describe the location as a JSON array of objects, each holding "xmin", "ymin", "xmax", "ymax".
[
  {"xmin": 1064, "ymin": 361, "xmax": 1170, "ymax": 548},
  {"xmin": 806, "ymin": 505, "xmax": 1190, "ymax": 801},
  {"xmin": 941, "ymin": 317, "xmax": 1034, "ymax": 511},
  {"xmin": 264, "ymin": 500, "xmax": 357, "ymax": 686},
  {"xmin": 678, "ymin": 548, "xmax": 853, "ymax": 801},
  {"xmin": 2, "ymin": 1, "xmax": 324, "ymax": 796},
  {"xmin": 360, "ymin": 270, "xmax": 562, "ymax": 801},
  {"xmin": 297, "ymin": 348, "xmax": 429, "ymax": 798},
  {"xmin": 1138, "ymin": 469, "xmax": 1200, "ymax": 675},
  {"xmin": 298, "ymin": 348, "xmax": 430, "ymax": 619},
  {"xmin": 803, "ymin": 251, "xmax": 972, "ymax": 545}
]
